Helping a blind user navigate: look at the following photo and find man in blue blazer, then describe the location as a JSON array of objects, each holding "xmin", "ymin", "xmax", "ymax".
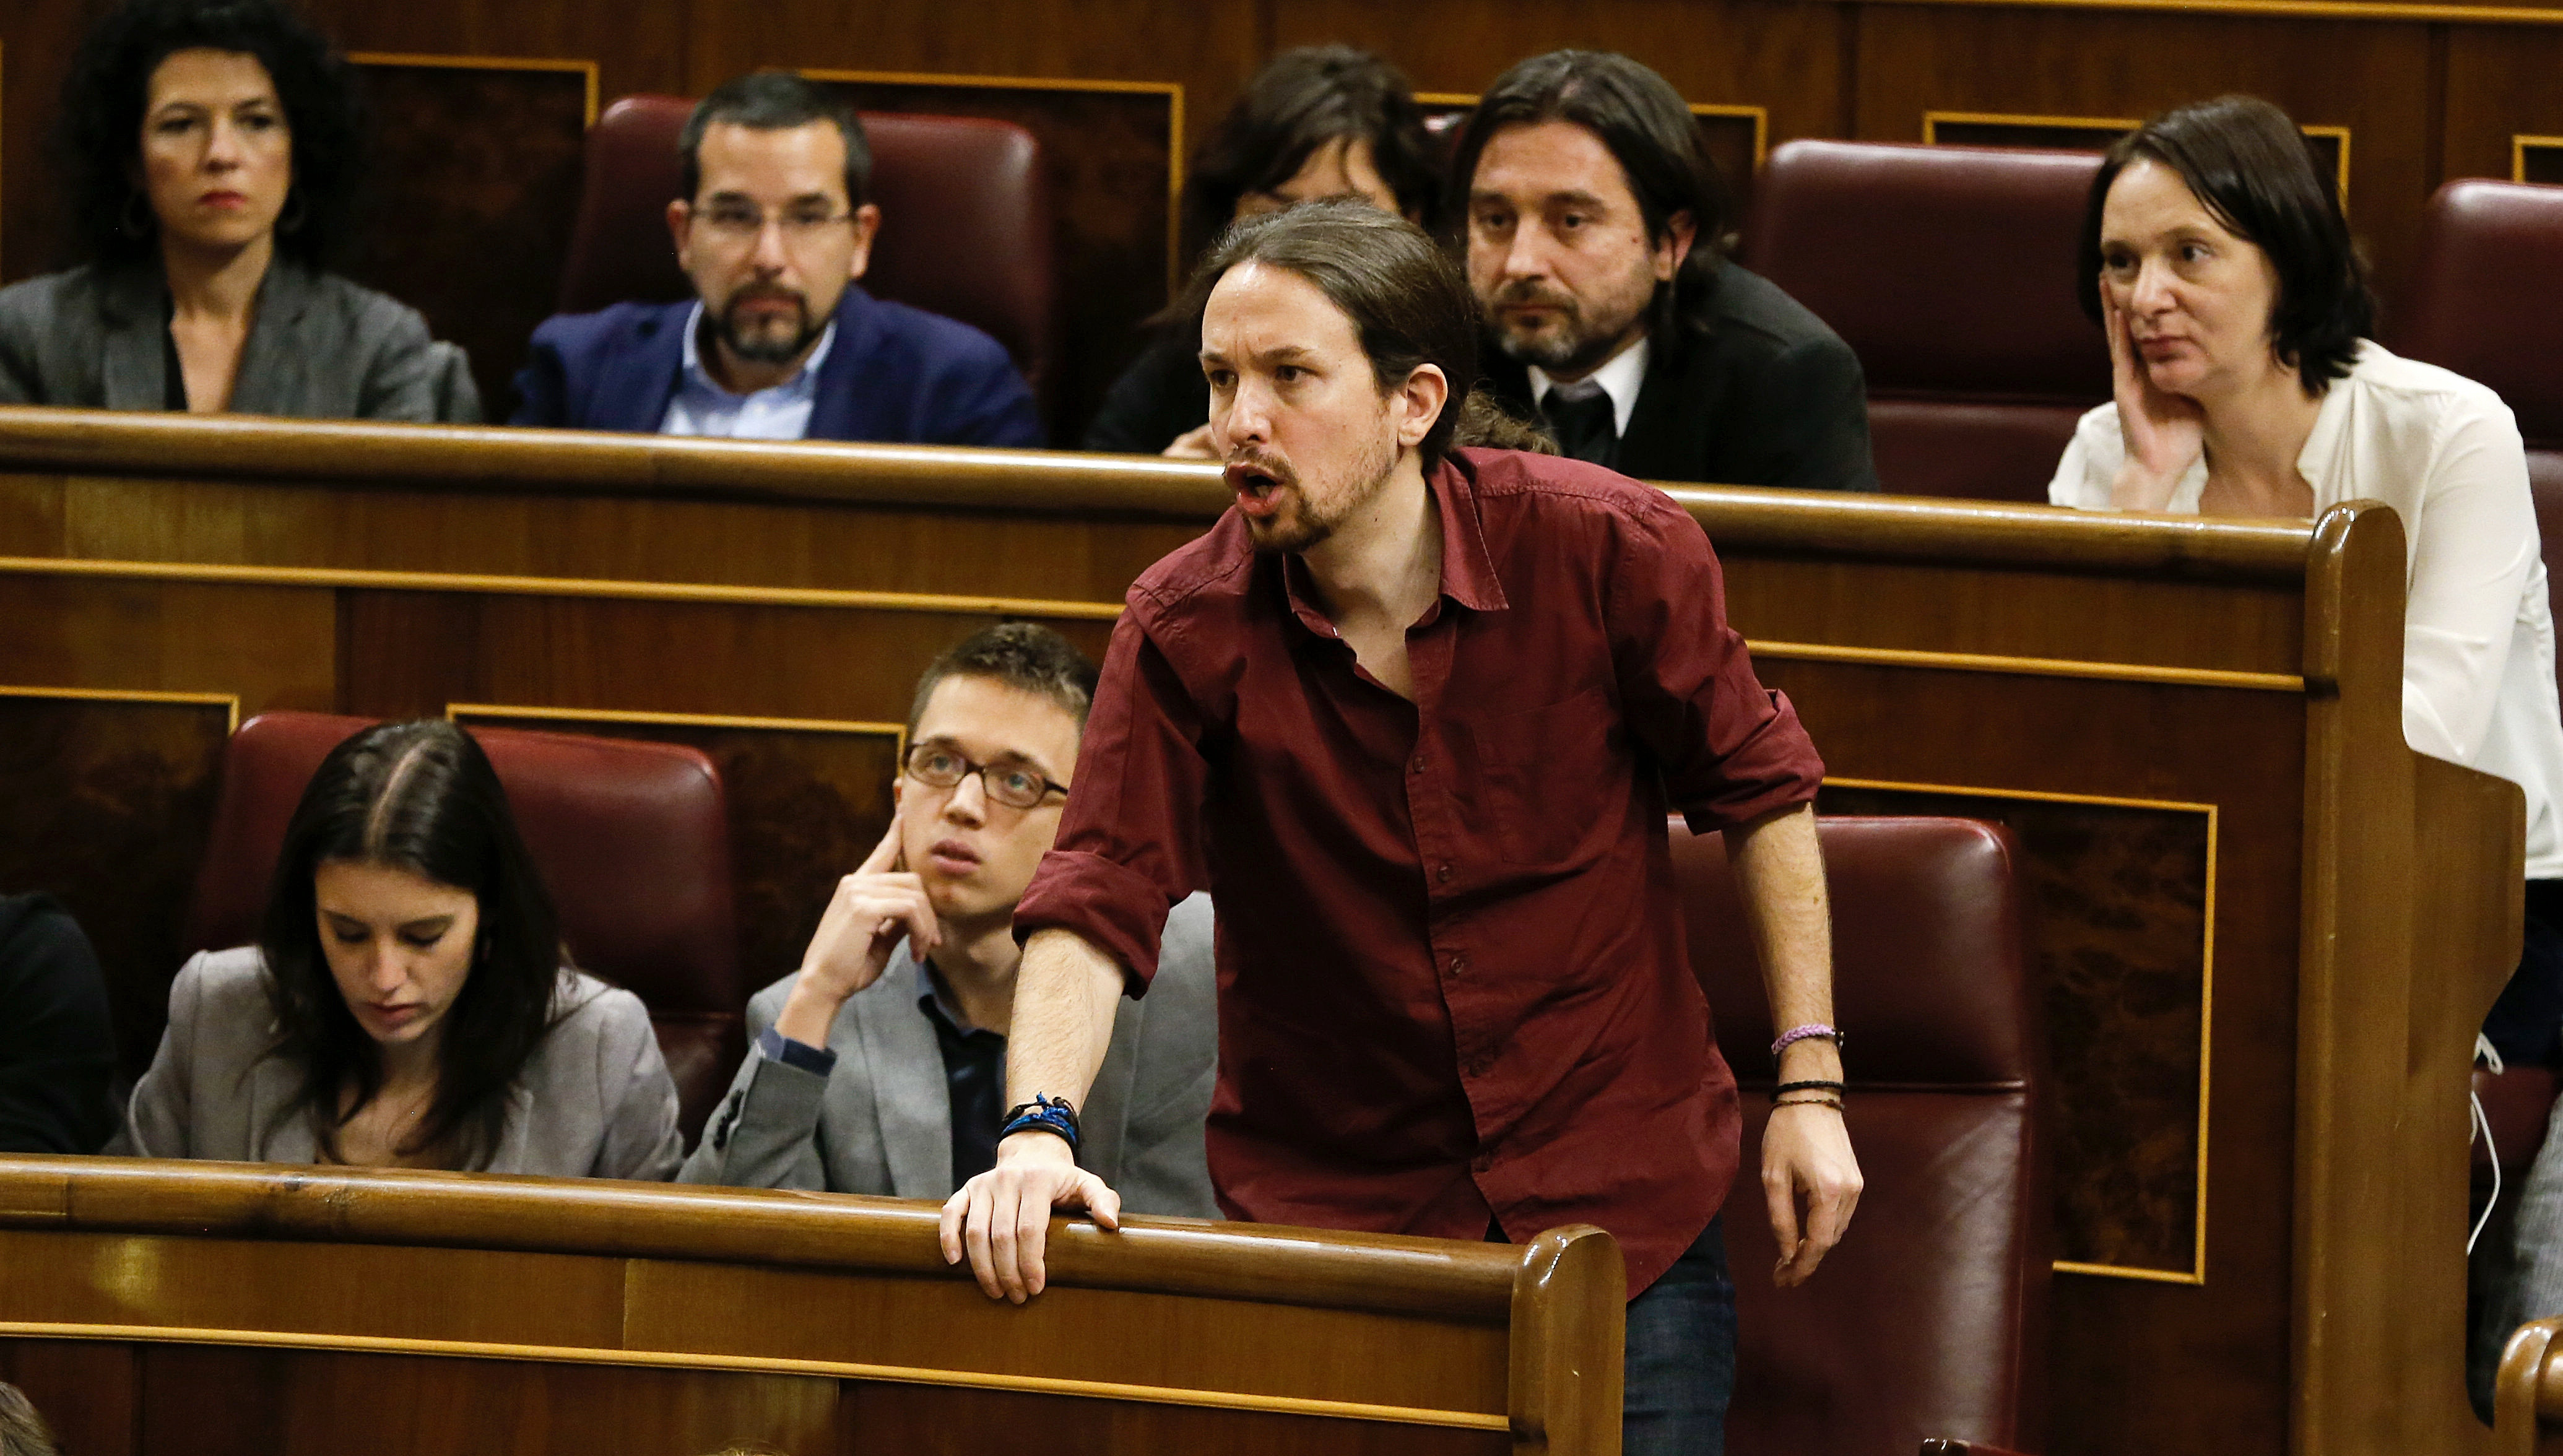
[{"xmin": 512, "ymin": 71, "xmax": 1042, "ymax": 446}]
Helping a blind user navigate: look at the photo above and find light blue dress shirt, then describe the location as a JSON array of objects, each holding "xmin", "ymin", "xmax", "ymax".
[{"xmin": 658, "ymin": 301, "xmax": 838, "ymax": 440}]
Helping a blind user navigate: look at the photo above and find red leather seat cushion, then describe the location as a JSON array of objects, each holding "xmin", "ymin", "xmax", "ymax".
[
  {"xmin": 1869, "ymin": 398, "xmax": 2085, "ymax": 503},
  {"xmin": 182, "ymin": 712, "xmax": 745, "ymax": 1141},
  {"xmin": 1673, "ymin": 815, "xmax": 2047, "ymax": 1454},
  {"xmin": 2398, "ymin": 180, "xmax": 2563, "ymax": 446},
  {"xmin": 556, "ymin": 95, "xmax": 1052, "ymax": 386},
  {"xmin": 2476, "ymin": 1065, "xmax": 2560, "ymax": 1182}
]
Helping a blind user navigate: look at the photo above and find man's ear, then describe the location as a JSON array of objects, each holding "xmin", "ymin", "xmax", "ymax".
[
  {"xmin": 1394, "ymin": 363, "xmax": 1451, "ymax": 451},
  {"xmin": 1654, "ymin": 208, "xmax": 1698, "ymax": 283},
  {"xmin": 848, "ymin": 202, "xmax": 882, "ymax": 282},
  {"xmin": 667, "ymin": 198, "xmax": 694, "ymax": 272}
]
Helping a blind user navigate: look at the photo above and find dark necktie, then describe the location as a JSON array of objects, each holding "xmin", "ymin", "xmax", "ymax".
[{"xmin": 1543, "ymin": 388, "xmax": 1620, "ymax": 467}]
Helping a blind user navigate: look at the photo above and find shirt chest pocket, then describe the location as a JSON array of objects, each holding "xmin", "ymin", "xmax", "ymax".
[{"xmin": 1453, "ymin": 688, "xmax": 1629, "ymax": 867}]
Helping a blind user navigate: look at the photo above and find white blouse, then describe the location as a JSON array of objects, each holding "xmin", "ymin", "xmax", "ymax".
[{"xmin": 2051, "ymin": 340, "xmax": 2563, "ymax": 880}]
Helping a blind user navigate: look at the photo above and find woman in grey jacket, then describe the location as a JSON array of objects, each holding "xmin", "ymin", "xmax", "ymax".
[
  {"xmin": 0, "ymin": 0, "xmax": 474, "ymax": 421},
  {"xmin": 113, "ymin": 720, "xmax": 682, "ymax": 1179}
]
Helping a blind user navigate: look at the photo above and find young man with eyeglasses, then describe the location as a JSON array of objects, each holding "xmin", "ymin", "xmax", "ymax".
[
  {"xmin": 511, "ymin": 70, "xmax": 1041, "ymax": 445},
  {"xmin": 679, "ymin": 623, "xmax": 1217, "ymax": 1214}
]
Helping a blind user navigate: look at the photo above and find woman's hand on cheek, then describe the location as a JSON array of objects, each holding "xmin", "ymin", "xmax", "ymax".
[{"xmin": 2105, "ymin": 295, "xmax": 2205, "ymax": 511}]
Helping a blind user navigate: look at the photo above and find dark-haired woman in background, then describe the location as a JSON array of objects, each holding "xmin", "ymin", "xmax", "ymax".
[
  {"xmin": 0, "ymin": 0, "xmax": 473, "ymax": 419},
  {"xmin": 113, "ymin": 721, "xmax": 680, "ymax": 1177},
  {"xmin": 1082, "ymin": 45, "xmax": 1440, "ymax": 457},
  {"xmin": 2049, "ymin": 94, "xmax": 2563, "ymax": 1412}
]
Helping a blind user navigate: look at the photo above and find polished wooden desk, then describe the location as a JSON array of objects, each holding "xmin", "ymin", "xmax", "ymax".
[
  {"xmin": 0, "ymin": 407, "xmax": 2528, "ymax": 1456},
  {"xmin": 0, "ymin": 1157, "xmax": 1615, "ymax": 1456}
]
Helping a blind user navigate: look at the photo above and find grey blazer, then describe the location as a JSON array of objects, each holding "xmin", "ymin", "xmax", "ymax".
[
  {"xmin": 110, "ymin": 947, "xmax": 683, "ymax": 1179},
  {"xmin": 0, "ymin": 259, "xmax": 479, "ymax": 422},
  {"xmin": 679, "ymin": 893, "xmax": 1219, "ymax": 1218}
]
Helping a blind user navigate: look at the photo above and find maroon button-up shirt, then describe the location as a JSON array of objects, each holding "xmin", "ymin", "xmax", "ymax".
[{"xmin": 1013, "ymin": 448, "xmax": 1824, "ymax": 1295}]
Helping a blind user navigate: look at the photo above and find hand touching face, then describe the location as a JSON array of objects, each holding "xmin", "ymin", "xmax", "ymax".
[{"xmin": 2096, "ymin": 158, "xmax": 2286, "ymax": 404}]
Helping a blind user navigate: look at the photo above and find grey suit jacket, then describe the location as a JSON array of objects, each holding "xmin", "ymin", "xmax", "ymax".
[
  {"xmin": 110, "ymin": 947, "xmax": 683, "ymax": 1179},
  {"xmin": 679, "ymin": 893, "xmax": 1219, "ymax": 1218},
  {"xmin": 0, "ymin": 259, "xmax": 479, "ymax": 422}
]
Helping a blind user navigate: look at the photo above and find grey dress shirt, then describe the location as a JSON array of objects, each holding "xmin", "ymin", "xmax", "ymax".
[
  {"xmin": 109, "ymin": 946, "xmax": 683, "ymax": 1179},
  {"xmin": 679, "ymin": 893, "xmax": 1220, "ymax": 1218},
  {"xmin": 0, "ymin": 258, "xmax": 477, "ymax": 422}
]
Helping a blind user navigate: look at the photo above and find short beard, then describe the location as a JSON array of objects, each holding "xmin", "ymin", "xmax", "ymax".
[
  {"xmin": 1485, "ymin": 277, "xmax": 1654, "ymax": 377},
  {"xmin": 1244, "ymin": 425, "xmax": 1400, "ymax": 555},
  {"xmin": 715, "ymin": 290, "xmax": 821, "ymax": 366}
]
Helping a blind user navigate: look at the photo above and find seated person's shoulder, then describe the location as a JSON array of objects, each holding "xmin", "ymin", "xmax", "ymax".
[
  {"xmin": 1701, "ymin": 262, "xmax": 1856, "ymax": 365},
  {"xmin": 860, "ymin": 293, "xmax": 1020, "ymax": 376},
  {"xmin": 300, "ymin": 269, "xmax": 430, "ymax": 342},
  {"xmin": 550, "ymin": 969, "xmax": 653, "ymax": 1034},
  {"xmin": 527, "ymin": 298, "xmax": 686, "ymax": 356},
  {"xmin": 169, "ymin": 944, "xmax": 273, "ymax": 1015},
  {"xmin": 0, "ymin": 266, "xmax": 102, "ymax": 329}
]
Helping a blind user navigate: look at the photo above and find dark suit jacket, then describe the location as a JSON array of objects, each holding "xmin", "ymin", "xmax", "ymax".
[
  {"xmin": 0, "ymin": 895, "xmax": 115, "ymax": 1156},
  {"xmin": 1483, "ymin": 262, "xmax": 1878, "ymax": 493},
  {"xmin": 511, "ymin": 286, "xmax": 1044, "ymax": 446},
  {"xmin": 0, "ymin": 259, "xmax": 473, "ymax": 421}
]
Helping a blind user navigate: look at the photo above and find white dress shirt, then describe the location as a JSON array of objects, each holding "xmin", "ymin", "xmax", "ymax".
[
  {"xmin": 2051, "ymin": 340, "xmax": 2563, "ymax": 879},
  {"xmin": 1530, "ymin": 336, "xmax": 1650, "ymax": 438},
  {"xmin": 659, "ymin": 301, "xmax": 837, "ymax": 440}
]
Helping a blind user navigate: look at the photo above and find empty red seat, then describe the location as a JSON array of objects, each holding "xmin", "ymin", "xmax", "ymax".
[
  {"xmin": 181, "ymin": 712, "xmax": 746, "ymax": 1143},
  {"xmin": 1740, "ymin": 141, "xmax": 2107, "ymax": 503},
  {"xmin": 556, "ymin": 95, "xmax": 1054, "ymax": 389},
  {"xmin": 1675, "ymin": 814, "xmax": 2049, "ymax": 1455}
]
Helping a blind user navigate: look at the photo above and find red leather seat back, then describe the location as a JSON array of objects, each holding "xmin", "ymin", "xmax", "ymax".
[
  {"xmin": 182, "ymin": 712, "xmax": 745, "ymax": 1142},
  {"xmin": 555, "ymin": 95, "xmax": 1053, "ymax": 386},
  {"xmin": 1740, "ymin": 140, "xmax": 2106, "ymax": 501},
  {"xmin": 1672, "ymin": 815, "xmax": 2049, "ymax": 1455},
  {"xmin": 2400, "ymin": 180, "xmax": 2563, "ymax": 449}
]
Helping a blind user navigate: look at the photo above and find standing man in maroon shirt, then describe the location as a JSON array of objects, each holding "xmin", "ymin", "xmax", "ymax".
[{"xmin": 940, "ymin": 201, "xmax": 1860, "ymax": 1454}]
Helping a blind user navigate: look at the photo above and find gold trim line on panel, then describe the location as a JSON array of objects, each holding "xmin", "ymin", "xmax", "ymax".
[
  {"xmin": 1418, "ymin": 93, "xmax": 1768, "ymax": 165},
  {"xmin": 451, "ymin": 703, "xmax": 904, "ymax": 737},
  {"xmin": 2513, "ymin": 135, "xmax": 2563, "ymax": 182},
  {"xmin": 1864, "ymin": 0, "xmax": 2563, "ymax": 26},
  {"xmin": 0, "ymin": 1322, "xmax": 1511, "ymax": 1431},
  {"xmin": 0, "ymin": 683, "xmax": 242, "ymax": 734},
  {"xmin": 0, "ymin": 555, "xmax": 1127, "ymax": 622},
  {"xmin": 795, "ymin": 67, "xmax": 1188, "ymax": 295},
  {"xmin": 1826, "ymin": 774, "xmax": 2216, "ymax": 1285},
  {"xmin": 1923, "ymin": 111, "xmax": 2351, "ymax": 207},
  {"xmin": 347, "ymin": 53, "xmax": 601, "ymax": 127},
  {"xmin": 1753, "ymin": 639, "xmax": 2303, "ymax": 691}
]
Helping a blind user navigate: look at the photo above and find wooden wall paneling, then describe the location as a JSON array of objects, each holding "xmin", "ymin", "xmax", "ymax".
[
  {"xmin": 1849, "ymin": 4, "xmax": 2437, "ymax": 301},
  {"xmin": 2515, "ymin": 136, "xmax": 2563, "ymax": 183},
  {"xmin": 805, "ymin": 72, "xmax": 1182, "ymax": 445},
  {"xmin": 1923, "ymin": 110, "xmax": 2353, "ymax": 210},
  {"xmin": 836, "ymin": 1380, "xmax": 1509, "ymax": 1456},
  {"xmin": 0, "ymin": 690, "xmax": 233, "ymax": 1080},
  {"xmin": 341, "ymin": 56, "xmax": 595, "ymax": 418},
  {"xmin": 1818, "ymin": 781, "xmax": 2214, "ymax": 1278},
  {"xmin": 0, "ymin": 1338, "xmax": 138, "ymax": 1456},
  {"xmin": 292, "ymin": 0, "xmax": 684, "ymax": 115},
  {"xmin": 2439, "ymin": 28, "xmax": 2563, "ymax": 186},
  {"xmin": 450, "ymin": 704, "xmax": 908, "ymax": 992},
  {"xmin": 134, "ymin": 1346, "xmax": 840, "ymax": 1456}
]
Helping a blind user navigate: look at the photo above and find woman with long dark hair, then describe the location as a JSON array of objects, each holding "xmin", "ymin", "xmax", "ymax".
[
  {"xmin": 0, "ymin": 0, "xmax": 472, "ymax": 419},
  {"xmin": 115, "ymin": 721, "xmax": 681, "ymax": 1176}
]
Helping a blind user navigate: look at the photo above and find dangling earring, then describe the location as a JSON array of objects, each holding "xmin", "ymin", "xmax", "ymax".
[
  {"xmin": 121, "ymin": 191, "xmax": 155, "ymax": 240},
  {"xmin": 276, "ymin": 189, "xmax": 307, "ymax": 235}
]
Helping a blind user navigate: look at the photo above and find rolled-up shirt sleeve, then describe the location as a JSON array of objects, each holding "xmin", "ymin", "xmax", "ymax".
[
  {"xmin": 1608, "ymin": 490, "xmax": 1826, "ymax": 830},
  {"xmin": 1013, "ymin": 605, "xmax": 1214, "ymax": 994}
]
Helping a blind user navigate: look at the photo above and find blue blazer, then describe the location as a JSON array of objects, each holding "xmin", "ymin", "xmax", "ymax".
[{"xmin": 510, "ymin": 286, "xmax": 1044, "ymax": 446}]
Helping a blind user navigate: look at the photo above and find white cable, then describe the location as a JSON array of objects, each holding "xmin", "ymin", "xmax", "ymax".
[{"xmin": 2472, "ymin": 1033, "xmax": 2506, "ymax": 1257}]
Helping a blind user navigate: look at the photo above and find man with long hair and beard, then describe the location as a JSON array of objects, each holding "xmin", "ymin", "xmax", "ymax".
[
  {"xmin": 940, "ymin": 200, "xmax": 1863, "ymax": 1456},
  {"xmin": 513, "ymin": 71, "xmax": 1040, "ymax": 446}
]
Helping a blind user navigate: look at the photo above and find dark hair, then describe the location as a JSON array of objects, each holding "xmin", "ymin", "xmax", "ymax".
[
  {"xmin": 1180, "ymin": 46, "xmax": 1441, "ymax": 262},
  {"xmin": 1194, "ymin": 200, "xmax": 1493, "ymax": 472},
  {"xmin": 52, "ymin": 0, "xmax": 365, "ymax": 269},
  {"xmin": 908, "ymin": 623, "xmax": 1103, "ymax": 739},
  {"xmin": 682, "ymin": 70, "xmax": 870, "ymax": 207},
  {"xmin": 2076, "ymin": 95, "xmax": 2374, "ymax": 396},
  {"xmin": 1446, "ymin": 50, "xmax": 1732, "ymax": 349},
  {"xmin": 259, "ymin": 719, "xmax": 564, "ymax": 1168}
]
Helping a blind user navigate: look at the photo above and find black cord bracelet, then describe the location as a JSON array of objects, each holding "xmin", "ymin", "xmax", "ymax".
[{"xmin": 1772, "ymin": 1080, "xmax": 1847, "ymax": 1096}]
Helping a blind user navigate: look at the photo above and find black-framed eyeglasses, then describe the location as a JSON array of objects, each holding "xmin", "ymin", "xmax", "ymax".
[{"xmin": 903, "ymin": 743, "xmax": 1069, "ymax": 810}]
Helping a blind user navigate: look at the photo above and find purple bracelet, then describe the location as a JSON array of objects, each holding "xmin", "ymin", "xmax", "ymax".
[{"xmin": 1771, "ymin": 1023, "xmax": 1843, "ymax": 1058}]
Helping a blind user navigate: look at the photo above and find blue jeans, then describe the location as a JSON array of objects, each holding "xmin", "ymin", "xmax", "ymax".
[{"xmin": 1623, "ymin": 1215, "xmax": 1739, "ymax": 1455}]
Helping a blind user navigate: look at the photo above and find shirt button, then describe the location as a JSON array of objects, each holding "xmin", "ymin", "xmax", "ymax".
[
  {"xmin": 1449, "ymin": 953, "xmax": 1469, "ymax": 977},
  {"xmin": 1436, "ymin": 863, "xmax": 1453, "ymax": 883},
  {"xmin": 1472, "ymin": 1148, "xmax": 1496, "ymax": 1172},
  {"xmin": 1411, "ymin": 755, "xmax": 1426, "ymax": 773}
]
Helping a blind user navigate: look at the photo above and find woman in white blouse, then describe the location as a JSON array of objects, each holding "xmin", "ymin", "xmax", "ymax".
[{"xmin": 2049, "ymin": 93, "xmax": 2563, "ymax": 1413}]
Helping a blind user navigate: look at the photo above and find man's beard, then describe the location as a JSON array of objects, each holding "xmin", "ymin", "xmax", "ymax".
[
  {"xmin": 1485, "ymin": 277, "xmax": 1650, "ymax": 377},
  {"xmin": 715, "ymin": 287, "xmax": 822, "ymax": 365},
  {"xmin": 1236, "ymin": 426, "xmax": 1400, "ymax": 555}
]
